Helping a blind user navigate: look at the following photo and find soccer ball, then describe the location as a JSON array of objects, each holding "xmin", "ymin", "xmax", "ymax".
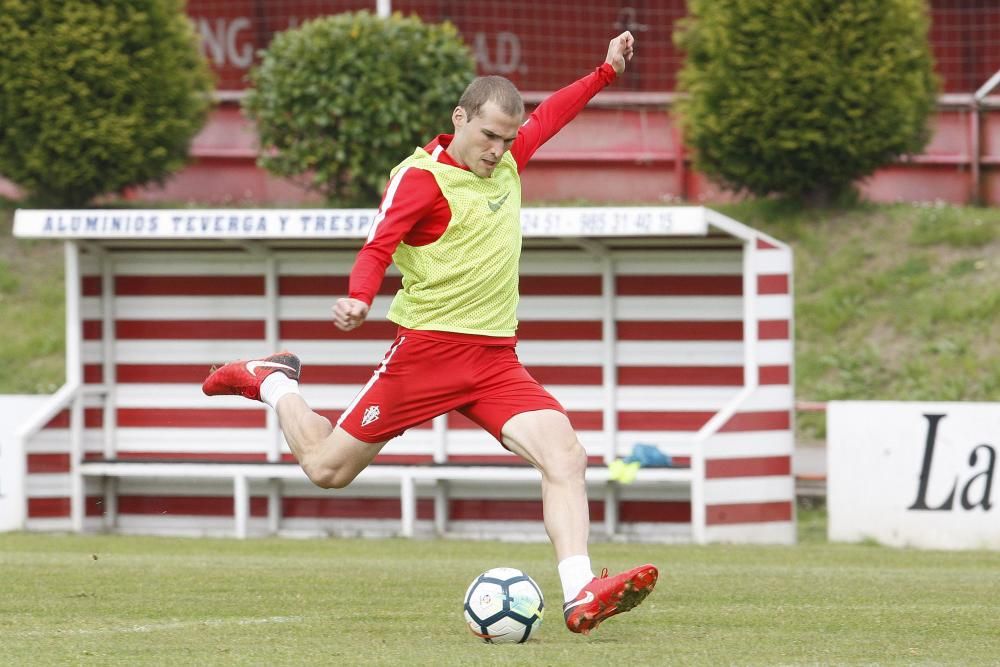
[{"xmin": 463, "ymin": 567, "xmax": 544, "ymax": 644}]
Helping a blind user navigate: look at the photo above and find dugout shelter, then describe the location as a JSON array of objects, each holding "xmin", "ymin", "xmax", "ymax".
[{"xmin": 11, "ymin": 206, "xmax": 795, "ymax": 544}]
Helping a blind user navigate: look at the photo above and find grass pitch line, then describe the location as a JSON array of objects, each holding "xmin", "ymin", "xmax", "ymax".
[{"xmin": 16, "ymin": 615, "xmax": 305, "ymax": 637}]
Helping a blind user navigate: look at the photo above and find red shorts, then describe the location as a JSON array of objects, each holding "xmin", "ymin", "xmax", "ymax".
[{"xmin": 336, "ymin": 330, "xmax": 566, "ymax": 444}]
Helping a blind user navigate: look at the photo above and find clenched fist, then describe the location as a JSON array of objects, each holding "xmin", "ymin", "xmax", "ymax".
[
  {"xmin": 605, "ymin": 31, "xmax": 635, "ymax": 75},
  {"xmin": 333, "ymin": 297, "xmax": 370, "ymax": 332}
]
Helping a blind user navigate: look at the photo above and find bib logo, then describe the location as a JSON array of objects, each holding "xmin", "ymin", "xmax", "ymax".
[
  {"xmin": 908, "ymin": 413, "xmax": 996, "ymax": 511},
  {"xmin": 361, "ymin": 405, "xmax": 381, "ymax": 427},
  {"xmin": 488, "ymin": 191, "xmax": 510, "ymax": 212}
]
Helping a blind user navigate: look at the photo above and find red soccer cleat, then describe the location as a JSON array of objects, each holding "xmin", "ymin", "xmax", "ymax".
[
  {"xmin": 563, "ymin": 563, "xmax": 658, "ymax": 635},
  {"xmin": 202, "ymin": 352, "xmax": 301, "ymax": 402}
]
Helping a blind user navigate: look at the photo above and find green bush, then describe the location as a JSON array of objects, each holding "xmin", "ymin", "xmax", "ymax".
[
  {"xmin": 674, "ymin": 0, "xmax": 939, "ymax": 202},
  {"xmin": 243, "ymin": 11, "xmax": 475, "ymax": 206},
  {"xmin": 0, "ymin": 0, "xmax": 213, "ymax": 207}
]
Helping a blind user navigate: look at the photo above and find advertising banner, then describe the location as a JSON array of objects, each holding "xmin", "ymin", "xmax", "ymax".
[
  {"xmin": 12, "ymin": 207, "xmax": 708, "ymax": 240},
  {"xmin": 828, "ymin": 401, "xmax": 998, "ymax": 550}
]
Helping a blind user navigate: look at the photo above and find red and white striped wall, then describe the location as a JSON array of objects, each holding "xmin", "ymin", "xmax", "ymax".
[{"xmin": 13, "ymin": 207, "xmax": 794, "ymax": 543}]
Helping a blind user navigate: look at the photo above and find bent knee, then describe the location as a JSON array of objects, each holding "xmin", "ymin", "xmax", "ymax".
[
  {"xmin": 302, "ymin": 460, "xmax": 358, "ymax": 490},
  {"xmin": 545, "ymin": 437, "xmax": 588, "ymax": 480}
]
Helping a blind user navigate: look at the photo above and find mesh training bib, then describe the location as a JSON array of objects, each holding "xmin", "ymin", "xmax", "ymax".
[{"xmin": 386, "ymin": 147, "xmax": 522, "ymax": 336}]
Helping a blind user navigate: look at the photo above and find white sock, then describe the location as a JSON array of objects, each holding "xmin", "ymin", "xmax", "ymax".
[
  {"xmin": 558, "ymin": 554, "xmax": 596, "ymax": 603},
  {"xmin": 260, "ymin": 372, "xmax": 300, "ymax": 409}
]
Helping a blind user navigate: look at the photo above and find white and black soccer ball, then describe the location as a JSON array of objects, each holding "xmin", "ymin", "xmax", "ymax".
[{"xmin": 463, "ymin": 567, "xmax": 544, "ymax": 644}]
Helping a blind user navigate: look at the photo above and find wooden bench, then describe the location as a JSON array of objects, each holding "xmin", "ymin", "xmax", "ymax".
[{"xmin": 79, "ymin": 458, "xmax": 693, "ymax": 539}]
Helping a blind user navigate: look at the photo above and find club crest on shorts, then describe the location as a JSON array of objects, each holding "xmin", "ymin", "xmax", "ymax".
[{"xmin": 361, "ymin": 404, "xmax": 381, "ymax": 427}]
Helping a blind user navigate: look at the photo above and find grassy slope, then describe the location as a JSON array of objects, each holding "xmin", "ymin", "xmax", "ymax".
[
  {"xmin": 0, "ymin": 203, "xmax": 64, "ymax": 393},
  {"xmin": 2, "ymin": 199, "xmax": 999, "ymax": 433},
  {"xmin": 718, "ymin": 200, "xmax": 1000, "ymax": 438}
]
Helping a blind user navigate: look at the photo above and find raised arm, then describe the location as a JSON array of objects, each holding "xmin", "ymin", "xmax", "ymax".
[{"xmin": 511, "ymin": 31, "xmax": 635, "ymax": 169}]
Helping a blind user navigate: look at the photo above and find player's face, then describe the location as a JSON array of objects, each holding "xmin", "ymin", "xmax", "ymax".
[{"xmin": 450, "ymin": 100, "xmax": 521, "ymax": 178}]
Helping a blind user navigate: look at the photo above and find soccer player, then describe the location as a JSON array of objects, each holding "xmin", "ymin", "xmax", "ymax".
[{"xmin": 204, "ymin": 30, "xmax": 658, "ymax": 634}]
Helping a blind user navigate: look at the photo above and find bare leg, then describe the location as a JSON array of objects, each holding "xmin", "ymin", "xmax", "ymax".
[
  {"xmin": 502, "ymin": 410, "xmax": 658, "ymax": 633},
  {"xmin": 500, "ymin": 409, "xmax": 589, "ymax": 560},
  {"xmin": 274, "ymin": 394, "xmax": 387, "ymax": 489}
]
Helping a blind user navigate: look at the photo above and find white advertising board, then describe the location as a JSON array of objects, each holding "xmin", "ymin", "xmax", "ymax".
[
  {"xmin": 828, "ymin": 401, "xmax": 999, "ymax": 550},
  {"xmin": 12, "ymin": 207, "xmax": 710, "ymax": 240},
  {"xmin": 0, "ymin": 396, "xmax": 49, "ymax": 531}
]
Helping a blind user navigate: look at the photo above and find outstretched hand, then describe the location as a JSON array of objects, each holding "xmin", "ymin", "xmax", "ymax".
[
  {"xmin": 605, "ymin": 31, "xmax": 635, "ymax": 75},
  {"xmin": 333, "ymin": 297, "xmax": 370, "ymax": 332}
]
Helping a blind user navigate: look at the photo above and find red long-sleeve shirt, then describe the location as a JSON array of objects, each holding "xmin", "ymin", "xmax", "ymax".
[{"xmin": 348, "ymin": 63, "xmax": 618, "ymax": 305}]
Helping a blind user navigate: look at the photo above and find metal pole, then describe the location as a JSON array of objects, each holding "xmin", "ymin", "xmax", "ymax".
[
  {"xmin": 973, "ymin": 68, "xmax": 1000, "ymax": 103},
  {"xmin": 65, "ymin": 242, "xmax": 82, "ymax": 387},
  {"xmin": 400, "ymin": 474, "xmax": 415, "ymax": 537},
  {"xmin": 971, "ymin": 106, "xmax": 982, "ymax": 206},
  {"xmin": 567, "ymin": 241, "xmax": 619, "ymax": 466},
  {"xmin": 101, "ymin": 251, "xmax": 116, "ymax": 460},
  {"xmin": 432, "ymin": 414, "xmax": 447, "ymax": 463},
  {"xmin": 264, "ymin": 253, "xmax": 280, "ymax": 463},
  {"xmin": 742, "ymin": 239, "xmax": 760, "ymax": 388},
  {"xmin": 234, "ymin": 474, "xmax": 249, "ymax": 539},
  {"xmin": 262, "ymin": 250, "xmax": 284, "ymax": 534},
  {"xmin": 64, "ymin": 242, "xmax": 85, "ymax": 532},
  {"xmin": 971, "ymin": 69, "xmax": 1000, "ymax": 206}
]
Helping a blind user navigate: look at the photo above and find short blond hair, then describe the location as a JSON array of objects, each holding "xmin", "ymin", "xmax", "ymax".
[{"xmin": 458, "ymin": 76, "xmax": 524, "ymax": 119}]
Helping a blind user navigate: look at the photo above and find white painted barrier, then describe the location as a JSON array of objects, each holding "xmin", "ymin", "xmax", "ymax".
[
  {"xmin": 0, "ymin": 395, "xmax": 49, "ymax": 531},
  {"xmin": 828, "ymin": 401, "xmax": 999, "ymax": 550}
]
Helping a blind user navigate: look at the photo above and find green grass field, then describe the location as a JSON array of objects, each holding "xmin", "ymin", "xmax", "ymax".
[{"xmin": 2, "ymin": 530, "xmax": 998, "ymax": 666}]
